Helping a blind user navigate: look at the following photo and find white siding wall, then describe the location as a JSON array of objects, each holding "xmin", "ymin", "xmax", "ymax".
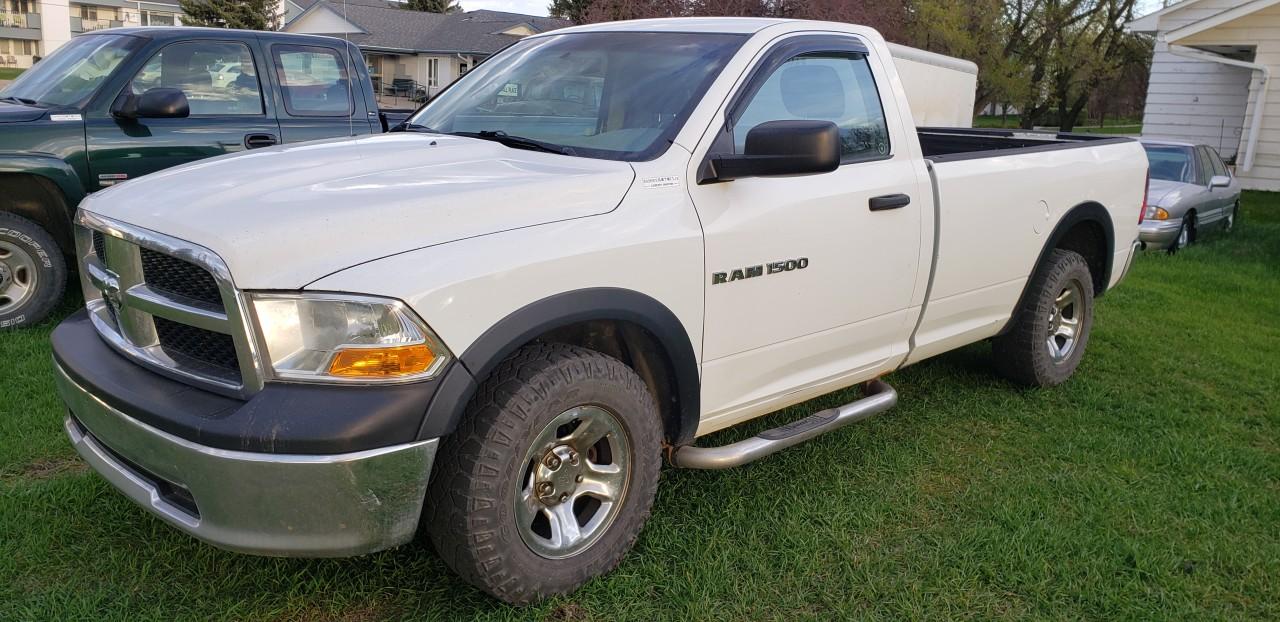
[
  {"xmin": 1139, "ymin": 41, "xmax": 1253, "ymax": 158},
  {"xmin": 1180, "ymin": 2, "xmax": 1280, "ymax": 191}
]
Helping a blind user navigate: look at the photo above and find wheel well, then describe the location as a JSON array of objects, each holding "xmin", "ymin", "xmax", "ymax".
[
  {"xmin": 1054, "ymin": 219, "xmax": 1109, "ymax": 295},
  {"xmin": 536, "ymin": 320, "xmax": 684, "ymax": 444},
  {"xmin": 0, "ymin": 173, "xmax": 74, "ymax": 254}
]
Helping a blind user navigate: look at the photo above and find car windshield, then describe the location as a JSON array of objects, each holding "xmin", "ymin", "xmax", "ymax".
[
  {"xmin": 1144, "ymin": 144, "xmax": 1196, "ymax": 184},
  {"xmin": 408, "ymin": 32, "xmax": 747, "ymax": 161},
  {"xmin": 1, "ymin": 34, "xmax": 140, "ymax": 108}
]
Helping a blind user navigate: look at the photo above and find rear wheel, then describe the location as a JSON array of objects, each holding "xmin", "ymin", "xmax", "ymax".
[
  {"xmin": 0, "ymin": 212, "xmax": 66, "ymax": 329},
  {"xmin": 425, "ymin": 343, "xmax": 662, "ymax": 604},
  {"xmin": 993, "ymin": 249, "xmax": 1095, "ymax": 387}
]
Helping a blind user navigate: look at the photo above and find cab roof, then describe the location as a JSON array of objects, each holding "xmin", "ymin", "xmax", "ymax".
[{"xmin": 556, "ymin": 17, "xmax": 793, "ymax": 35}]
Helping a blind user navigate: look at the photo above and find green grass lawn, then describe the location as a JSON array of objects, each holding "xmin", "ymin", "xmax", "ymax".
[
  {"xmin": 3, "ymin": 194, "xmax": 1278, "ymax": 620},
  {"xmin": 974, "ymin": 115, "xmax": 1143, "ymax": 135},
  {"xmin": 0, "ymin": 67, "xmax": 24, "ymax": 81}
]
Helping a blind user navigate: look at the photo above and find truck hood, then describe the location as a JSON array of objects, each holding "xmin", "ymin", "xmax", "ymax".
[
  {"xmin": 82, "ymin": 133, "xmax": 636, "ymax": 288},
  {"xmin": 0, "ymin": 101, "xmax": 49, "ymax": 123}
]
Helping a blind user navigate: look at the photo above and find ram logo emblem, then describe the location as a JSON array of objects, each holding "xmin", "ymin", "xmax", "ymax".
[{"xmin": 712, "ymin": 258, "xmax": 808, "ymax": 285}]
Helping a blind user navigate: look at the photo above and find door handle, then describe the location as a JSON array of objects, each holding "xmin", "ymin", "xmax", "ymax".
[
  {"xmin": 244, "ymin": 133, "xmax": 278, "ymax": 149},
  {"xmin": 869, "ymin": 194, "xmax": 911, "ymax": 211}
]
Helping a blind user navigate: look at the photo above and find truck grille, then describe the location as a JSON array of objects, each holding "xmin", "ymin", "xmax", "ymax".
[
  {"xmin": 139, "ymin": 247, "xmax": 224, "ymax": 310},
  {"xmin": 76, "ymin": 212, "xmax": 261, "ymax": 398},
  {"xmin": 153, "ymin": 316, "xmax": 242, "ymax": 381}
]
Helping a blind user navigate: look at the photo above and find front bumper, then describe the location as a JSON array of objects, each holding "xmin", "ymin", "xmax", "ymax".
[
  {"xmin": 55, "ymin": 360, "xmax": 438, "ymax": 557},
  {"xmin": 1139, "ymin": 219, "xmax": 1181, "ymax": 250}
]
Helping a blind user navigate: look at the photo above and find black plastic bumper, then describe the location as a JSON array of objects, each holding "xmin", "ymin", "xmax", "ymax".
[{"xmin": 52, "ymin": 309, "xmax": 461, "ymax": 454}]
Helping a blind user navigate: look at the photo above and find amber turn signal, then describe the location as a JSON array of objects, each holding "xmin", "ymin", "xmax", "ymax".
[
  {"xmin": 1153, "ymin": 207, "xmax": 1170, "ymax": 220},
  {"xmin": 328, "ymin": 345, "xmax": 437, "ymax": 378}
]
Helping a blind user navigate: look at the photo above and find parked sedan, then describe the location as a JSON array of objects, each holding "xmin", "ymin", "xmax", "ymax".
[{"xmin": 1140, "ymin": 140, "xmax": 1241, "ymax": 252}]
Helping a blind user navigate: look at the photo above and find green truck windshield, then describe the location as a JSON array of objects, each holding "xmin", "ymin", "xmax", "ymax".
[{"xmin": 2, "ymin": 35, "xmax": 139, "ymax": 108}]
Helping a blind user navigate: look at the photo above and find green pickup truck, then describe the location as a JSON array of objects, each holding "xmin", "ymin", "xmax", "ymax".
[{"xmin": 0, "ymin": 27, "xmax": 410, "ymax": 328}]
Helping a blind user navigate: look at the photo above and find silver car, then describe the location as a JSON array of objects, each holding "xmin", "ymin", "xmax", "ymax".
[{"xmin": 1140, "ymin": 140, "xmax": 1242, "ymax": 252}]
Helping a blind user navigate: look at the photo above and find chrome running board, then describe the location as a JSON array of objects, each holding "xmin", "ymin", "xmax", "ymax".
[{"xmin": 672, "ymin": 380, "xmax": 898, "ymax": 470}]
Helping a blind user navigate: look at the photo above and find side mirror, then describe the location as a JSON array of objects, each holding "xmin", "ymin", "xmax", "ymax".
[
  {"xmin": 703, "ymin": 120, "xmax": 841, "ymax": 183},
  {"xmin": 1209, "ymin": 174, "xmax": 1231, "ymax": 189},
  {"xmin": 113, "ymin": 88, "xmax": 190, "ymax": 120}
]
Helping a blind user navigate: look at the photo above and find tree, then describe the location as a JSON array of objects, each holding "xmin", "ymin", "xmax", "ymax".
[
  {"xmin": 177, "ymin": 0, "xmax": 280, "ymax": 30},
  {"xmin": 407, "ymin": 0, "xmax": 462, "ymax": 13},
  {"xmin": 550, "ymin": 0, "xmax": 595, "ymax": 23}
]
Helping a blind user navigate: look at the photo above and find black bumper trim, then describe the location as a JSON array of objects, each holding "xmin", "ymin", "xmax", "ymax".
[{"xmin": 52, "ymin": 309, "xmax": 447, "ymax": 454}]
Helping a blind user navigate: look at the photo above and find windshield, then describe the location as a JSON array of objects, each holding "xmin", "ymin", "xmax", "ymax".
[
  {"xmin": 409, "ymin": 32, "xmax": 746, "ymax": 161},
  {"xmin": 1144, "ymin": 144, "xmax": 1196, "ymax": 184},
  {"xmin": 1, "ymin": 35, "xmax": 140, "ymax": 108}
]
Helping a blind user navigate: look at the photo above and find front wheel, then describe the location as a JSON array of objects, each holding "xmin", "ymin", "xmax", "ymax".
[
  {"xmin": 0, "ymin": 212, "xmax": 66, "ymax": 329},
  {"xmin": 1169, "ymin": 216, "xmax": 1194, "ymax": 254},
  {"xmin": 425, "ymin": 344, "xmax": 662, "ymax": 604},
  {"xmin": 993, "ymin": 249, "xmax": 1095, "ymax": 387},
  {"xmin": 1225, "ymin": 203, "xmax": 1239, "ymax": 233}
]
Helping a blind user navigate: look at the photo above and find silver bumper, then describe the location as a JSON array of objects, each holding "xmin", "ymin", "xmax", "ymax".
[
  {"xmin": 1138, "ymin": 220, "xmax": 1181, "ymax": 250},
  {"xmin": 55, "ymin": 362, "xmax": 438, "ymax": 557}
]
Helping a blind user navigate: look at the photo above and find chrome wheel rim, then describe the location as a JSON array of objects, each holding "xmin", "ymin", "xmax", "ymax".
[
  {"xmin": 1226, "ymin": 211, "xmax": 1235, "ymax": 231},
  {"xmin": 0, "ymin": 240, "xmax": 38, "ymax": 315},
  {"xmin": 1046, "ymin": 281, "xmax": 1083, "ymax": 363},
  {"xmin": 1177, "ymin": 223, "xmax": 1189, "ymax": 249},
  {"xmin": 515, "ymin": 405, "xmax": 631, "ymax": 559}
]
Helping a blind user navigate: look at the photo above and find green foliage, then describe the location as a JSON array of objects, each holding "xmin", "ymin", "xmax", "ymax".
[
  {"xmin": 406, "ymin": 0, "xmax": 461, "ymax": 13},
  {"xmin": 549, "ymin": 0, "xmax": 594, "ymax": 23},
  {"xmin": 177, "ymin": 0, "xmax": 280, "ymax": 30}
]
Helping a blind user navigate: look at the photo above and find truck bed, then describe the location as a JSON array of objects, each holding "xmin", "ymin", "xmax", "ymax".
[{"xmin": 919, "ymin": 127, "xmax": 1134, "ymax": 163}]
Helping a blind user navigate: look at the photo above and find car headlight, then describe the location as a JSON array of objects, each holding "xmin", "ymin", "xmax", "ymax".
[
  {"xmin": 1144, "ymin": 205, "xmax": 1171, "ymax": 220},
  {"xmin": 248, "ymin": 292, "xmax": 451, "ymax": 383}
]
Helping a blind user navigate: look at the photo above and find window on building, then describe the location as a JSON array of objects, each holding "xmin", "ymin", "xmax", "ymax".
[
  {"xmin": 427, "ymin": 57, "xmax": 439, "ymax": 87},
  {"xmin": 272, "ymin": 45, "xmax": 353, "ymax": 116},
  {"xmin": 130, "ymin": 41, "xmax": 264, "ymax": 116},
  {"xmin": 80, "ymin": 5, "xmax": 98, "ymax": 20},
  {"xmin": 141, "ymin": 10, "xmax": 175, "ymax": 26},
  {"xmin": 733, "ymin": 51, "xmax": 890, "ymax": 163}
]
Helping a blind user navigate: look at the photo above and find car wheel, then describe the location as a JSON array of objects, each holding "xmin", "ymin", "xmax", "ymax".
[
  {"xmin": 1225, "ymin": 203, "xmax": 1239, "ymax": 233},
  {"xmin": 0, "ymin": 212, "xmax": 66, "ymax": 329},
  {"xmin": 1169, "ymin": 215, "xmax": 1194, "ymax": 254},
  {"xmin": 993, "ymin": 248, "xmax": 1095, "ymax": 387},
  {"xmin": 425, "ymin": 343, "xmax": 662, "ymax": 605}
]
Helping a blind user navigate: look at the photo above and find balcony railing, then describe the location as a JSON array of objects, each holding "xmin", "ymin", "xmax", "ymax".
[
  {"xmin": 72, "ymin": 16, "xmax": 122, "ymax": 32},
  {"xmin": 0, "ymin": 12, "xmax": 40, "ymax": 29}
]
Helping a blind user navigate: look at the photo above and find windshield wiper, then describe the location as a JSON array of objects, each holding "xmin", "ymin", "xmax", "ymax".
[
  {"xmin": 0, "ymin": 96, "xmax": 40, "ymax": 106},
  {"xmin": 454, "ymin": 130, "xmax": 575, "ymax": 156}
]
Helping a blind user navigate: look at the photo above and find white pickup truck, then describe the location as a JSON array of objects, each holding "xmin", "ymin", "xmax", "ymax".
[{"xmin": 51, "ymin": 18, "xmax": 1147, "ymax": 604}]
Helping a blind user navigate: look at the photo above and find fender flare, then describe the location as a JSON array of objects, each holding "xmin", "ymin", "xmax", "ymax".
[
  {"xmin": 0, "ymin": 155, "xmax": 88, "ymax": 251},
  {"xmin": 417, "ymin": 288, "xmax": 701, "ymax": 444},
  {"xmin": 998, "ymin": 201, "xmax": 1115, "ymax": 336}
]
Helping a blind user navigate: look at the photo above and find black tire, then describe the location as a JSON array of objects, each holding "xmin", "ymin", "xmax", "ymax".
[
  {"xmin": 0, "ymin": 212, "xmax": 66, "ymax": 329},
  {"xmin": 1225, "ymin": 203, "xmax": 1239, "ymax": 233},
  {"xmin": 425, "ymin": 343, "xmax": 663, "ymax": 605},
  {"xmin": 993, "ymin": 249, "xmax": 1095, "ymax": 387},
  {"xmin": 1169, "ymin": 215, "xmax": 1194, "ymax": 254}
]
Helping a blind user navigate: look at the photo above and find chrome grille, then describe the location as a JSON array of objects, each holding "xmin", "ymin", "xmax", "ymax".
[{"xmin": 74, "ymin": 211, "xmax": 263, "ymax": 398}]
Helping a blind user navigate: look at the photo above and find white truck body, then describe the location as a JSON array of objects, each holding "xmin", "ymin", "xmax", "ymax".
[{"xmin": 56, "ymin": 18, "xmax": 1147, "ymax": 603}]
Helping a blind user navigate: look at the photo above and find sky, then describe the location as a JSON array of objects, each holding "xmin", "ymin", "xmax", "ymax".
[
  {"xmin": 461, "ymin": 0, "xmax": 550, "ymax": 16},
  {"xmin": 455, "ymin": 0, "xmax": 1170, "ymax": 22}
]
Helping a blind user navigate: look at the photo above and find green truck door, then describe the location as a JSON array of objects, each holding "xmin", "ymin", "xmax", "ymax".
[
  {"xmin": 85, "ymin": 39, "xmax": 281, "ymax": 191},
  {"xmin": 267, "ymin": 42, "xmax": 376, "ymax": 143}
]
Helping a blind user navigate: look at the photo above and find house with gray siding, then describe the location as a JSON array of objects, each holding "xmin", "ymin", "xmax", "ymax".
[{"xmin": 1129, "ymin": 0, "xmax": 1280, "ymax": 191}]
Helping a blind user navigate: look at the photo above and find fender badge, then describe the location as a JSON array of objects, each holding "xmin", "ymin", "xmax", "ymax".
[
  {"xmin": 712, "ymin": 258, "xmax": 809, "ymax": 285},
  {"xmin": 50, "ymin": 114, "xmax": 83, "ymax": 122}
]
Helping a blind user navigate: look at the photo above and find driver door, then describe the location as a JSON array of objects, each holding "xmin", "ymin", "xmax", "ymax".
[
  {"xmin": 689, "ymin": 36, "xmax": 928, "ymax": 427},
  {"xmin": 86, "ymin": 38, "xmax": 279, "ymax": 191}
]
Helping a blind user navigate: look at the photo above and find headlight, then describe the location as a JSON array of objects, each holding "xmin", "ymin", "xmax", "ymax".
[
  {"xmin": 1144, "ymin": 205, "xmax": 1171, "ymax": 220},
  {"xmin": 248, "ymin": 293, "xmax": 450, "ymax": 383}
]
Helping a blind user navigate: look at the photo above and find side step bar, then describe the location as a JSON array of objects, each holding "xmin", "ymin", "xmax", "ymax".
[{"xmin": 672, "ymin": 380, "xmax": 898, "ymax": 470}]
